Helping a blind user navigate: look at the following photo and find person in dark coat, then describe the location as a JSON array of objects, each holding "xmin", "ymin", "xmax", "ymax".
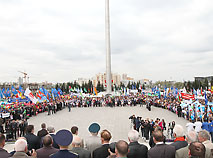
[
  {"xmin": 24, "ymin": 125, "xmax": 40, "ymax": 150},
  {"xmin": 93, "ymin": 130, "xmax": 112, "ymax": 158},
  {"xmin": 71, "ymin": 136, "xmax": 91, "ymax": 158},
  {"xmin": 177, "ymin": 105, "xmax": 182, "ymax": 117},
  {"xmin": 50, "ymin": 129, "xmax": 78, "ymax": 158},
  {"xmin": 36, "ymin": 135, "xmax": 59, "ymax": 158},
  {"xmin": 135, "ymin": 117, "xmax": 141, "ymax": 132},
  {"xmin": 170, "ymin": 125, "xmax": 187, "ymax": 151},
  {"xmin": 0, "ymin": 133, "xmax": 11, "ymax": 158},
  {"xmin": 19, "ymin": 120, "xmax": 26, "ymax": 137},
  {"xmin": 144, "ymin": 120, "xmax": 151, "ymax": 140},
  {"xmin": 37, "ymin": 123, "xmax": 48, "ymax": 138},
  {"xmin": 127, "ymin": 130, "xmax": 148, "ymax": 158},
  {"xmin": 10, "ymin": 120, "xmax": 17, "ymax": 140},
  {"xmin": 129, "ymin": 115, "xmax": 136, "ymax": 130},
  {"xmin": 148, "ymin": 130, "xmax": 175, "ymax": 158},
  {"xmin": 47, "ymin": 126, "xmax": 59, "ymax": 149}
]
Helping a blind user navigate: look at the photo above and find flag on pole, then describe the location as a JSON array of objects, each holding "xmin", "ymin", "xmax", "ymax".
[
  {"xmin": 84, "ymin": 88, "xmax": 87, "ymax": 93},
  {"xmin": 93, "ymin": 87, "xmax": 98, "ymax": 96},
  {"xmin": 11, "ymin": 86, "xmax": 18, "ymax": 95},
  {"xmin": 177, "ymin": 92, "xmax": 181, "ymax": 102},
  {"xmin": 36, "ymin": 93, "xmax": 42, "ymax": 100},
  {"xmin": 205, "ymin": 91, "xmax": 208, "ymax": 105},
  {"xmin": 0, "ymin": 89, "xmax": 4, "ymax": 98},
  {"xmin": 6, "ymin": 88, "xmax": 11, "ymax": 97},
  {"xmin": 19, "ymin": 86, "xmax": 25, "ymax": 94},
  {"xmin": 181, "ymin": 93, "xmax": 195, "ymax": 100},
  {"xmin": 2, "ymin": 88, "xmax": 7, "ymax": 97},
  {"xmin": 24, "ymin": 88, "xmax": 38, "ymax": 104},
  {"xmin": 201, "ymin": 87, "xmax": 203, "ymax": 96}
]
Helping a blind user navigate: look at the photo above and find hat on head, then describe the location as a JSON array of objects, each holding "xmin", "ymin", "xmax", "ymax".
[
  {"xmin": 55, "ymin": 129, "xmax": 73, "ymax": 146},
  {"xmin": 89, "ymin": 123, "xmax": 100, "ymax": 133}
]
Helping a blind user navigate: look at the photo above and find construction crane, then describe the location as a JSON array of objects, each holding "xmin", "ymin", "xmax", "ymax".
[{"xmin": 18, "ymin": 71, "xmax": 28, "ymax": 83}]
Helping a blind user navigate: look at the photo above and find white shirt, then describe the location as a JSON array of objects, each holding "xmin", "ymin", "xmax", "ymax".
[
  {"xmin": 194, "ymin": 121, "xmax": 202, "ymax": 133},
  {"xmin": 186, "ymin": 122, "xmax": 194, "ymax": 132}
]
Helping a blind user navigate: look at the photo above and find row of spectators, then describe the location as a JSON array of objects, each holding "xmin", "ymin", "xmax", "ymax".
[{"xmin": 1, "ymin": 121, "xmax": 213, "ymax": 158}]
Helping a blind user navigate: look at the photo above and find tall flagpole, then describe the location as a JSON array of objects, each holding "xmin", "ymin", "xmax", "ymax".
[{"xmin": 105, "ymin": 0, "xmax": 112, "ymax": 93}]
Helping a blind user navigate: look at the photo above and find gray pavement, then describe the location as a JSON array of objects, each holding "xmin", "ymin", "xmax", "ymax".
[{"xmin": 4, "ymin": 105, "xmax": 189, "ymax": 152}]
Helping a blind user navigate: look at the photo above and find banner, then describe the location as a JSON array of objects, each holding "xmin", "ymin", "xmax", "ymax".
[
  {"xmin": 181, "ymin": 93, "xmax": 195, "ymax": 100},
  {"xmin": 24, "ymin": 88, "xmax": 38, "ymax": 104},
  {"xmin": 1, "ymin": 113, "xmax": 10, "ymax": 118}
]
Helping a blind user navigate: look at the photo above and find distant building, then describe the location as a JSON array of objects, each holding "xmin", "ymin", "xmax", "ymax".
[
  {"xmin": 77, "ymin": 78, "xmax": 90, "ymax": 86},
  {"xmin": 18, "ymin": 77, "xmax": 23, "ymax": 85},
  {"xmin": 138, "ymin": 79, "xmax": 152, "ymax": 87},
  {"xmin": 194, "ymin": 76, "xmax": 213, "ymax": 83}
]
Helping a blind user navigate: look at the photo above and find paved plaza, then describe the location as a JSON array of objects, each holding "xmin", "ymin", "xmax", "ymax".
[{"xmin": 5, "ymin": 105, "xmax": 189, "ymax": 151}]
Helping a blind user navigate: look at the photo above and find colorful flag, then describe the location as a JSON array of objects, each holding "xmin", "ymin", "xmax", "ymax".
[
  {"xmin": 177, "ymin": 92, "xmax": 181, "ymax": 102},
  {"xmin": 36, "ymin": 93, "xmax": 42, "ymax": 100},
  {"xmin": 201, "ymin": 87, "xmax": 203, "ymax": 96},
  {"xmin": 11, "ymin": 86, "xmax": 18, "ymax": 95},
  {"xmin": 2, "ymin": 88, "xmax": 7, "ymax": 97},
  {"xmin": 6, "ymin": 88, "xmax": 11, "ymax": 97},
  {"xmin": 181, "ymin": 93, "xmax": 195, "ymax": 100},
  {"xmin": 84, "ymin": 88, "xmax": 87, "ymax": 93},
  {"xmin": 205, "ymin": 91, "xmax": 208, "ymax": 105},
  {"xmin": 19, "ymin": 86, "xmax": 25, "ymax": 94},
  {"xmin": 57, "ymin": 88, "xmax": 63, "ymax": 95},
  {"xmin": 0, "ymin": 89, "xmax": 4, "ymax": 98},
  {"xmin": 93, "ymin": 87, "xmax": 98, "ymax": 96},
  {"xmin": 39, "ymin": 89, "xmax": 45, "ymax": 97},
  {"xmin": 24, "ymin": 88, "xmax": 38, "ymax": 104}
]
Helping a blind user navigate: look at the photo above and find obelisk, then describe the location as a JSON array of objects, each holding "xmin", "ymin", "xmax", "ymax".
[{"xmin": 105, "ymin": 0, "xmax": 112, "ymax": 93}]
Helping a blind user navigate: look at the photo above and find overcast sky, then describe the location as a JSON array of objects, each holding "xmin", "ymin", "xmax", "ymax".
[{"xmin": 0, "ymin": 0, "xmax": 212, "ymax": 83}]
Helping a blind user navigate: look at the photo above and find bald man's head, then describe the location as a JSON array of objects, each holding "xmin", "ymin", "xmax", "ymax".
[
  {"xmin": 116, "ymin": 140, "xmax": 129, "ymax": 157},
  {"xmin": 43, "ymin": 135, "xmax": 53, "ymax": 147},
  {"xmin": 72, "ymin": 136, "xmax": 82, "ymax": 147}
]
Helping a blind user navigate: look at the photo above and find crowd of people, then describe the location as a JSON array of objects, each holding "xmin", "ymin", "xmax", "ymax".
[
  {"xmin": 0, "ymin": 121, "xmax": 213, "ymax": 158},
  {"xmin": 0, "ymin": 92, "xmax": 213, "ymax": 157}
]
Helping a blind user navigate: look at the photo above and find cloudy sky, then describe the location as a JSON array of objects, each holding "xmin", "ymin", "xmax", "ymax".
[{"xmin": 0, "ymin": 0, "xmax": 212, "ymax": 83}]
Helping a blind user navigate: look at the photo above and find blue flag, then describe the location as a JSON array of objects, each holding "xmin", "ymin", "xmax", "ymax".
[
  {"xmin": 205, "ymin": 92, "xmax": 208, "ymax": 105},
  {"xmin": 57, "ymin": 88, "xmax": 63, "ymax": 95},
  {"xmin": 6, "ymin": 88, "xmax": 11, "ymax": 97},
  {"xmin": 19, "ymin": 86, "xmax": 25, "ymax": 94},
  {"xmin": 11, "ymin": 86, "xmax": 18, "ymax": 95},
  {"xmin": 2, "ymin": 88, "xmax": 7, "ymax": 97},
  {"xmin": 0, "ymin": 89, "xmax": 4, "ymax": 98}
]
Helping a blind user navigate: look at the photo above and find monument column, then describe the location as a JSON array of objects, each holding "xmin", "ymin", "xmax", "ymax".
[{"xmin": 105, "ymin": 0, "xmax": 112, "ymax": 93}]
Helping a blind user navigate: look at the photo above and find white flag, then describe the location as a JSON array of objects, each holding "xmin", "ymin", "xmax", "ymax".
[{"xmin": 24, "ymin": 88, "xmax": 38, "ymax": 104}]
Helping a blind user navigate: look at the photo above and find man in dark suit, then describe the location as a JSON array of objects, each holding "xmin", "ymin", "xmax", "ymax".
[
  {"xmin": 108, "ymin": 140, "xmax": 129, "ymax": 158},
  {"xmin": 71, "ymin": 135, "xmax": 91, "ymax": 158},
  {"xmin": 170, "ymin": 124, "xmax": 187, "ymax": 151},
  {"xmin": 37, "ymin": 123, "xmax": 48, "ymax": 138},
  {"xmin": 50, "ymin": 129, "xmax": 78, "ymax": 158},
  {"xmin": 0, "ymin": 133, "xmax": 11, "ymax": 158},
  {"xmin": 47, "ymin": 126, "xmax": 59, "ymax": 149},
  {"xmin": 36, "ymin": 135, "xmax": 59, "ymax": 158},
  {"xmin": 127, "ymin": 130, "xmax": 148, "ymax": 158},
  {"xmin": 24, "ymin": 125, "xmax": 41, "ymax": 150},
  {"xmin": 93, "ymin": 130, "xmax": 112, "ymax": 158},
  {"xmin": 148, "ymin": 130, "xmax": 175, "ymax": 158}
]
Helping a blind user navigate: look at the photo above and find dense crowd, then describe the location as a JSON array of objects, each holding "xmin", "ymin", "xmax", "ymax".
[
  {"xmin": 0, "ymin": 92, "xmax": 213, "ymax": 158},
  {"xmin": 1, "ymin": 92, "xmax": 213, "ymax": 143}
]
